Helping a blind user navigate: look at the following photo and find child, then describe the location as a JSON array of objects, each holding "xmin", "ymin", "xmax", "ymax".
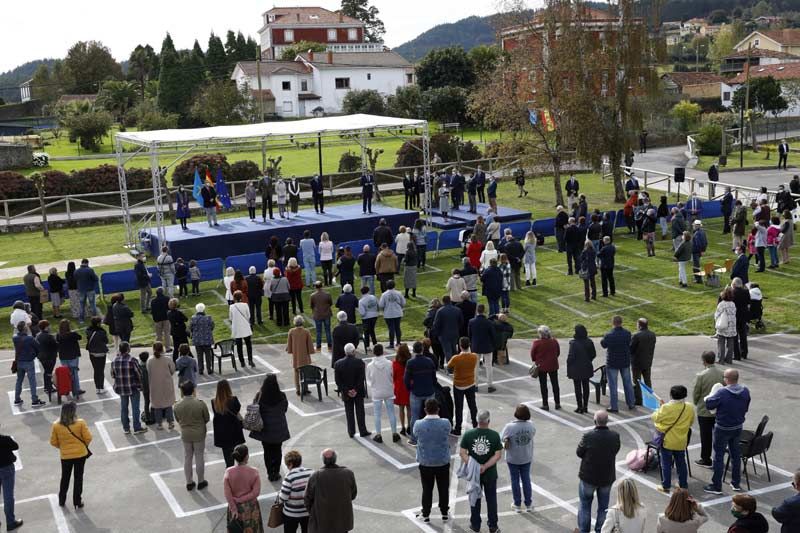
[
  {"xmin": 175, "ymin": 343, "xmax": 198, "ymax": 387},
  {"xmin": 139, "ymin": 351, "xmax": 154, "ymax": 424},
  {"xmin": 47, "ymin": 267, "xmax": 65, "ymax": 318},
  {"xmin": 766, "ymin": 216, "xmax": 782, "ymax": 269},
  {"xmin": 189, "ymin": 260, "xmax": 201, "ymax": 295},
  {"xmin": 747, "ymin": 282, "xmax": 765, "ymax": 330},
  {"xmin": 175, "ymin": 258, "xmax": 188, "ymax": 297}
]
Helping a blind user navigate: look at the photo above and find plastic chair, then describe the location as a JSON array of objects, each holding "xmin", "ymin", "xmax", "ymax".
[
  {"xmin": 714, "ymin": 258, "xmax": 734, "ymax": 275},
  {"xmin": 213, "ymin": 339, "xmax": 238, "ymax": 374},
  {"xmin": 724, "ymin": 431, "xmax": 774, "ymax": 491},
  {"xmin": 298, "ymin": 365, "xmax": 328, "ymax": 402},
  {"xmin": 589, "ymin": 365, "xmax": 607, "ymax": 404}
]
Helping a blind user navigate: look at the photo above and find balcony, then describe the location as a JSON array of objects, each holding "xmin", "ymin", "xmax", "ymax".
[{"xmin": 274, "ymin": 42, "xmax": 385, "ymax": 58}]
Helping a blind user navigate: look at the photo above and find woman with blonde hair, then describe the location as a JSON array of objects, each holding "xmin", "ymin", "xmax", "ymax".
[
  {"xmin": 479, "ymin": 241, "xmax": 498, "ymax": 270},
  {"xmin": 523, "ymin": 231, "xmax": 537, "ymax": 286},
  {"xmin": 656, "ymin": 488, "xmax": 708, "ymax": 532},
  {"xmin": 318, "ymin": 232, "xmax": 334, "ymax": 286},
  {"xmin": 223, "ymin": 266, "xmax": 235, "ymax": 305},
  {"xmin": 49, "ymin": 401, "xmax": 92, "ymax": 508},
  {"xmin": 601, "ymin": 478, "xmax": 645, "ymax": 533}
]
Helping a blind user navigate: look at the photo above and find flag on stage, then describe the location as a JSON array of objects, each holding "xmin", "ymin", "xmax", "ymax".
[
  {"xmin": 639, "ymin": 380, "xmax": 660, "ymax": 411},
  {"xmin": 215, "ymin": 168, "xmax": 232, "ymax": 209},
  {"xmin": 191, "ymin": 169, "xmax": 203, "ymax": 206},
  {"xmin": 204, "ymin": 167, "xmax": 222, "ymax": 210},
  {"xmin": 541, "ymin": 109, "xmax": 556, "ymax": 132},
  {"xmin": 528, "ymin": 109, "xmax": 538, "ymax": 126}
]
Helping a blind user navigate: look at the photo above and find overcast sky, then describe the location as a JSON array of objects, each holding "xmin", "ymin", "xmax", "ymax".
[{"xmin": 0, "ymin": 0, "xmax": 515, "ymax": 73}]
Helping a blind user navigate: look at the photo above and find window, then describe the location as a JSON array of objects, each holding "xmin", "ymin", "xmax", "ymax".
[
  {"xmin": 327, "ymin": 28, "xmax": 337, "ymax": 41},
  {"xmin": 282, "ymin": 81, "xmax": 291, "ymax": 91},
  {"xmin": 282, "ymin": 101, "xmax": 293, "ymax": 113},
  {"xmin": 723, "ymin": 91, "xmax": 731, "ymax": 101},
  {"xmin": 284, "ymin": 29, "xmax": 294, "ymax": 42},
  {"xmin": 301, "ymin": 80, "xmax": 308, "ymax": 91},
  {"xmin": 754, "ymin": 38, "xmax": 760, "ymax": 46},
  {"xmin": 367, "ymin": 73, "xmax": 371, "ymax": 80},
  {"xmin": 335, "ymin": 77, "xmax": 350, "ymax": 89},
  {"xmin": 348, "ymin": 28, "xmax": 358, "ymax": 41},
  {"xmin": 406, "ymin": 73, "xmax": 414, "ymax": 84}
]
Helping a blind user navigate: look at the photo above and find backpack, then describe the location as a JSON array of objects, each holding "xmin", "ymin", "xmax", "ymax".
[
  {"xmin": 625, "ymin": 448, "xmax": 657, "ymax": 471},
  {"xmin": 243, "ymin": 401, "xmax": 263, "ymax": 432}
]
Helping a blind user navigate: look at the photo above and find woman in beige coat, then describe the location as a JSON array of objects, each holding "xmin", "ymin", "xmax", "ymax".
[
  {"xmin": 146, "ymin": 342, "xmax": 177, "ymax": 430},
  {"xmin": 286, "ymin": 315, "xmax": 314, "ymax": 395}
]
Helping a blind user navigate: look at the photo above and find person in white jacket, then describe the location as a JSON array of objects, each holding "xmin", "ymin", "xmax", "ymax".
[
  {"xmin": 479, "ymin": 241, "xmax": 499, "ymax": 271},
  {"xmin": 714, "ymin": 288, "xmax": 738, "ymax": 364},
  {"xmin": 263, "ymin": 259, "xmax": 276, "ymax": 321},
  {"xmin": 601, "ymin": 478, "xmax": 646, "ymax": 533},
  {"xmin": 223, "ymin": 266, "xmax": 235, "ymax": 305},
  {"xmin": 229, "ymin": 291, "xmax": 253, "ymax": 367},
  {"xmin": 366, "ymin": 344, "xmax": 399, "ymax": 444}
]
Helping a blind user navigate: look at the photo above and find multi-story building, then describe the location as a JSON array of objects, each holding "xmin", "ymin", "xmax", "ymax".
[{"xmin": 735, "ymin": 29, "xmax": 800, "ymax": 56}]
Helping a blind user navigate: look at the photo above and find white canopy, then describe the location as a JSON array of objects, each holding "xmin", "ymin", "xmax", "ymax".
[{"xmin": 115, "ymin": 114, "xmax": 427, "ymax": 147}]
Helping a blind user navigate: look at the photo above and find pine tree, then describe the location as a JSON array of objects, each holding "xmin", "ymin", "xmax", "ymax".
[
  {"xmin": 245, "ymin": 37, "xmax": 260, "ymax": 60},
  {"xmin": 225, "ymin": 31, "xmax": 238, "ymax": 58},
  {"xmin": 236, "ymin": 32, "xmax": 248, "ymax": 61},
  {"xmin": 340, "ymin": 0, "xmax": 385, "ymax": 43},
  {"xmin": 206, "ymin": 33, "xmax": 229, "ymax": 80},
  {"xmin": 157, "ymin": 34, "xmax": 185, "ymax": 115}
]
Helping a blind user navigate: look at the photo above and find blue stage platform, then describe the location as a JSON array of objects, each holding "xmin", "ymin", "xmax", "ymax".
[
  {"xmin": 142, "ymin": 204, "xmax": 419, "ymax": 261},
  {"xmin": 428, "ymin": 203, "xmax": 531, "ymax": 229}
]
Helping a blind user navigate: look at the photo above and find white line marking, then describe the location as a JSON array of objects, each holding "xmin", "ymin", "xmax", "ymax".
[
  {"xmin": 0, "ymin": 494, "xmax": 70, "ymax": 533},
  {"xmin": 8, "ymin": 379, "xmax": 118, "ymax": 415}
]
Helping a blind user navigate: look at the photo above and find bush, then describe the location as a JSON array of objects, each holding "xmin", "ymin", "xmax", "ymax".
[
  {"xmin": 695, "ymin": 124, "xmax": 730, "ymax": 156},
  {"xmin": 395, "ymin": 133, "xmax": 482, "ymax": 168},
  {"xmin": 338, "ymin": 151, "xmax": 361, "ymax": 173},
  {"xmin": 421, "ymin": 86, "xmax": 469, "ymax": 124},
  {"xmin": 0, "ymin": 172, "xmax": 36, "ymax": 200},
  {"xmin": 342, "ymin": 89, "xmax": 386, "ymax": 116},
  {"xmin": 702, "ymin": 111, "xmax": 737, "ymax": 129},
  {"xmin": 65, "ymin": 110, "xmax": 114, "ymax": 152},
  {"xmin": 171, "ymin": 154, "xmax": 232, "ymax": 186},
  {"xmin": 231, "ymin": 160, "xmax": 261, "ymax": 181}
]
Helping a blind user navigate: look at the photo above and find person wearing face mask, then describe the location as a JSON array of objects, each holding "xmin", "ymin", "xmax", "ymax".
[
  {"xmin": 772, "ymin": 469, "xmax": 800, "ymax": 533},
  {"xmin": 727, "ymin": 494, "xmax": 769, "ymax": 533}
]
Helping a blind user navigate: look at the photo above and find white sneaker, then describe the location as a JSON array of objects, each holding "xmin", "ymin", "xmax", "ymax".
[
  {"xmin": 511, "ymin": 503, "xmax": 523, "ymax": 513},
  {"xmin": 96, "ymin": 388, "xmax": 106, "ymax": 395},
  {"xmin": 526, "ymin": 505, "xmax": 534, "ymax": 513}
]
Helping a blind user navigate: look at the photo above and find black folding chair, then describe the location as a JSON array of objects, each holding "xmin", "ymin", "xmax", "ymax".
[
  {"xmin": 643, "ymin": 428, "xmax": 693, "ymax": 478},
  {"xmin": 724, "ymin": 431, "xmax": 774, "ymax": 491},
  {"xmin": 213, "ymin": 339, "xmax": 238, "ymax": 374},
  {"xmin": 298, "ymin": 365, "xmax": 328, "ymax": 402},
  {"xmin": 589, "ymin": 365, "xmax": 607, "ymax": 404}
]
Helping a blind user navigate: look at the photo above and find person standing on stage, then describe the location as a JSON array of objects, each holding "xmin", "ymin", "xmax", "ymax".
[
  {"xmin": 310, "ymin": 174, "xmax": 325, "ymax": 214},
  {"xmin": 244, "ymin": 181, "xmax": 257, "ymax": 222},
  {"xmin": 451, "ymin": 169, "xmax": 464, "ymax": 211},
  {"xmin": 276, "ymin": 178, "xmax": 288, "ymax": 219},
  {"xmin": 201, "ymin": 180, "xmax": 219, "ymax": 227},
  {"xmin": 487, "ymin": 174, "xmax": 498, "ymax": 212},
  {"xmin": 475, "ymin": 165, "xmax": 486, "ymax": 203},
  {"xmin": 361, "ymin": 171, "xmax": 375, "ymax": 214},
  {"xmin": 288, "ymin": 176, "xmax": 300, "ymax": 218},
  {"xmin": 404, "ymin": 172, "xmax": 415, "ymax": 210},
  {"xmin": 175, "ymin": 185, "xmax": 191, "ymax": 229},
  {"xmin": 258, "ymin": 171, "xmax": 274, "ymax": 221}
]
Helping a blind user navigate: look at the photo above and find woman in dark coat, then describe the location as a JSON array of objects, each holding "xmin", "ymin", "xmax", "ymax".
[
  {"xmin": 175, "ymin": 185, "xmax": 191, "ymax": 230},
  {"xmin": 530, "ymin": 325, "xmax": 560, "ymax": 410},
  {"xmin": 102, "ymin": 294, "xmax": 119, "ymax": 352},
  {"xmin": 249, "ymin": 374, "xmax": 290, "ymax": 482},
  {"xmin": 567, "ymin": 324, "xmax": 596, "ymax": 414},
  {"xmin": 167, "ymin": 298, "xmax": 189, "ymax": 361},
  {"xmin": 578, "ymin": 240, "xmax": 597, "ymax": 302},
  {"xmin": 211, "ymin": 379, "xmax": 245, "ymax": 467},
  {"xmin": 111, "ymin": 293, "xmax": 134, "ymax": 343}
]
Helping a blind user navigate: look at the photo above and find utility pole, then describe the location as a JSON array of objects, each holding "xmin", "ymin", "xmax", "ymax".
[
  {"xmin": 256, "ymin": 46, "xmax": 264, "ymax": 121},
  {"xmin": 317, "ymin": 132, "xmax": 323, "ymax": 177},
  {"xmin": 741, "ymin": 43, "xmax": 752, "ymax": 168}
]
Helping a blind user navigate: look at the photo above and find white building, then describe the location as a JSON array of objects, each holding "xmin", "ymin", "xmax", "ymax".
[
  {"xmin": 721, "ymin": 62, "xmax": 800, "ymax": 116},
  {"xmin": 232, "ymin": 50, "xmax": 414, "ymax": 118}
]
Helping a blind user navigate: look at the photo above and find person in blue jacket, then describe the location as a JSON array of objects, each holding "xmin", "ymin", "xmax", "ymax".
[
  {"xmin": 731, "ymin": 247, "xmax": 750, "ymax": 285},
  {"xmin": 12, "ymin": 322, "xmax": 45, "ymax": 407},
  {"xmin": 360, "ymin": 172, "xmax": 375, "ymax": 214},
  {"xmin": 772, "ymin": 470, "xmax": 800, "ymax": 533},
  {"xmin": 404, "ymin": 341, "xmax": 437, "ymax": 446},
  {"xmin": 599, "ymin": 315, "xmax": 634, "ymax": 413},
  {"xmin": 480, "ymin": 259, "xmax": 503, "ymax": 316}
]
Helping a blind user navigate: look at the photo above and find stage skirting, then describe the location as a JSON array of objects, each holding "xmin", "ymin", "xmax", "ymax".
[{"xmin": 429, "ymin": 203, "xmax": 531, "ymax": 229}]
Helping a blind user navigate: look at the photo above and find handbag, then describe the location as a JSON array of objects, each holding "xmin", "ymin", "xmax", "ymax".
[
  {"xmin": 578, "ymin": 268, "xmax": 589, "ymax": 280},
  {"xmin": 267, "ymin": 498, "xmax": 284, "ymax": 528},
  {"xmin": 715, "ymin": 309, "xmax": 729, "ymax": 331},
  {"xmin": 242, "ymin": 397, "xmax": 263, "ymax": 432},
  {"xmin": 65, "ymin": 424, "xmax": 93, "ymax": 458},
  {"xmin": 652, "ymin": 403, "xmax": 686, "ymax": 449},
  {"xmin": 528, "ymin": 363, "xmax": 539, "ymax": 378}
]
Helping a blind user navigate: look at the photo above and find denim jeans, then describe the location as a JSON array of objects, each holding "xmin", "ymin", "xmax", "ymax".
[
  {"xmin": 578, "ymin": 480, "xmax": 611, "ymax": 533},
  {"xmin": 0, "ymin": 463, "xmax": 16, "ymax": 524},
  {"xmin": 154, "ymin": 406, "xmax": 174, "ymax": 425},
  {"xmin": 508, "ymin": 462, "xmax": 532, "ymax": 507},
  {"xmin": 606, "ymin": 366, "xmax": 635, "ymax": 411},
  {"xmin": 78, "ymin": 290, "xmax": 97, "ymax": 321},
  {"xmin": 14, "ymin": 359, "xmax": 39, "ymax": 403},
  {"xmin": 487, "ymin": 297, "xmax": 500, "ymax": 316},
  {"xmin": 361, "ymin": 275, "xmax": 375, "ymax": 295},
  {"xmin": 373, "ymin": 398, "xmax": 397, "ymax": 434},
  {"xmin": 303, "ymin": 257, "xmax": 317, "ymax": 285},
  {"xmin": 314, "ymin": 318, "xmax": 332, "ymax": 348},
  {"xmin": 385, "ymin": 317, "xmax": 401, "ymax": 347},
  {"xmin": 470, "ymin": 475, "xmax": 498, "ymax": 531},
  {"xmin": 768, "ymin": 245, "xmax": 779, "ymax": 267},
  {"xmin": 660, "ymin": 448, "xmax": 688, "ymax": 489},
  {"xmin": 120, "ymin": 391, "xmax": 142, "ymax": 432},
  {"xmin": 61, "ymin": 358, "xmax": 81, "ymax": 395},
  {"xmin": 408, "ymin": 393, "xmax": 434, "ymax": 444},
  {"xmin": 712, "ymin": 426, "xmax": 743, "ymax": 489},
  {"xmin": 440, "ymin": 338, "xmax": 457, "ymax": 365}
]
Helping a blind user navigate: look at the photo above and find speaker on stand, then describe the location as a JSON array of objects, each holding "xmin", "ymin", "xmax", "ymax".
[{"xmin": 674, "ymin": 167, "xmax": 685, "ymax": 202}]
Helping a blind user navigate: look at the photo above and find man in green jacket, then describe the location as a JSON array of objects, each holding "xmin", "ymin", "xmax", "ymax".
[
  {"xmin": 174, "ymin": 381, "xmax": 210, "ymax": 491},
  {"xmin": 692, "ymin": 350, "xmax": 725, "ymax": 469}
]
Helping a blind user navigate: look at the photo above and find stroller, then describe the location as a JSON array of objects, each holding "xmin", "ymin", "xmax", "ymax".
[{"xmin": 747, "ymin": 282, "xmax": 766, "ymax": 331}]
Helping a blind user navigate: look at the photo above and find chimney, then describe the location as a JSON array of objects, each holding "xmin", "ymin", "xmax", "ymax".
[
  {"xmin": 327, "ymin": 50, "xmax": 333, "ymax": 64},
  {"xmin": 308, "ymin": 50, "xmax": 314, "ymax": 61},
  {"xmin": 296, "ymin": 13, "xmax": 300, "ymax": 22},
  {"xmin": 338, "ymin": 11, "xmax": 343, "ymax": 22}
]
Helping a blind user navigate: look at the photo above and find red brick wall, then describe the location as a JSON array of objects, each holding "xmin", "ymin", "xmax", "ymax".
[{"xmin": 272, "ymin": 27, "xmax": 363, "ymax": 45}]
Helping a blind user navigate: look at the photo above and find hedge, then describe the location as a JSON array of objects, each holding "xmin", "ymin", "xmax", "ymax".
[{"xmin": 0, "ymin": 165, "xmax": 153, "ymax": 200}]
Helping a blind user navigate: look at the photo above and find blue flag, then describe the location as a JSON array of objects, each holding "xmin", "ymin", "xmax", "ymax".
[
  {"xmin": 191, "ymin": 169, "xmax": 203, "ymax": 206},
  {"xmin": 528, "ymin": 109, "xmax": 538, "ymax": 126},
  {"xmin": 215, "ymin": 168, "xmax": 232, "ymax": 210},
  {"xmin": 639, "ymin": 380, "xmax": 660, "ymax": 411}
]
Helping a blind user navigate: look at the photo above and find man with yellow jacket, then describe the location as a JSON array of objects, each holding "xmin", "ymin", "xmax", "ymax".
[{"xmin": 651, "ymin": 385, "xmax": 695, "ymax": 494}]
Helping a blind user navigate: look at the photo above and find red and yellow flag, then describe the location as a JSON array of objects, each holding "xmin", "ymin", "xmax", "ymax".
[{"xmin": 541, "ymin": 109, "xmax": 556, "ymax": 132}]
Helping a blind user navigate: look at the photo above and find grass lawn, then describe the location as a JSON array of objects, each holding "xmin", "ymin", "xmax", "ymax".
[
  {"xmin": 2, "ymin": 214, "xmax": 797, "ymax": 350},
  {"xmin": 696, "ymin": 146, "xmax": 783, "ymax": 172}
]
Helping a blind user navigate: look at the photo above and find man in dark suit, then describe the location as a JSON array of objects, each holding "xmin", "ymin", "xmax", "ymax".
[
  {"xmin": 564, "ymin": 217, "xmax": 583, "ymax": 275},
  {"xmin": 456, "ymin": 291, "xmax": 476, "ymax": 338},
  {"xmin": 450, "ymin": 170, "xmax": 464, "ymax": 211},
  {"xmin": 468, "ymin": 305, "xmax": 497, "ymax": 393},
  {"xmin": 334, "ymin": 343, "xmax": 370, "ymax": 438},
  {"xmin": 625, "ymin": 174, "xmax": 640, "ymax": 193},
  {"xmin": 474, "ymin": 166, "xmax": 486, "ymax": 203},
  {"xmin": 332, "ymin": 311, "xmax": 360, "ymax": 368},
  {"xmin": 431, "ymin": 296, "xmax": 463, "ymax": 367},
  {"xmin": 566, "ymin": 175, "xmax": 580, "ymax": 205},
  {"xmin": 776, "ymin": 184, "xmax": 796, "ymax": 214},
  {"xmin": 310, "ymin": 174, "xmax": 325, "ymax": 214},
  {"xmin": 731, "ymin": 246, "xmax": 750, "ymax": 285},
  {"xmin": 403, "ymin": 172, "xmax": 415, "ymax": 210},
  {"xmin": 721, "ymin": 187, "xmax": 734, "ymax": 234},
  {"xmin": 258, "ymin": 173, "xmax": 274, "ymax": 221},
  {"xmin": 360, "ymin": 172, "xmax": 375, "ymax": 214},
  {"xmin": 630, "ymin": 318, "xmax": 656, "ymax": 406},
  {"xmin": 731, "ymin": 277, "xmax": 751, "ymax": 361},
  {"xmin": 597, "ymin": 236, "xmax": 616, "ymax": 297},
  {"xmin": 779, "ymin": 139, "xmax": 790, "ymax": 170},
  {"xmin": 639, "ymin": 130, "xmax": 648, "ymax": 154}
]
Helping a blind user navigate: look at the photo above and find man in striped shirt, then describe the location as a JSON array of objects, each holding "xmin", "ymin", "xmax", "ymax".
[{"xmin": 279, "ymin": 450, "xmax": 312, "ymax": 532}]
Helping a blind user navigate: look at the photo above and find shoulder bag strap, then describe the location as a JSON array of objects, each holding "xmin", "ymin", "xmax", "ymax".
[
  {"xmin": 662, "ymin": 404, "xmax": 687, "ymax": 437},
  {"xmin": 64, "ymin": 424, "xmax": 91, "ymax": 454}
]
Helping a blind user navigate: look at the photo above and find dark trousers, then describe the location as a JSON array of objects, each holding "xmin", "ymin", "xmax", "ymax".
[
  {"xmin": 275, "ymin": 301, "xmax": 290, "ymax": 327},
  {"xmin": 477, "ymin": 186, "xmax": 485, "ymax": 203},
  {"xmin": 453, "ymin": 386, "xmax": 478, "ymax": 432},
  {"xmin": 722, "ymin": 212, "xmax": 732, "ymax": 234},
  {"xmin": 385, "ymin": 317, "xmax": 401, "ymax": 347},
  {"xmin": 178, "ymin": 279, "xmax": 188, "ymax": 297},
  {"xmin": 89, "ymin": 354, "xmax": 106, "ymax": 389},
  {"xmin": 321, "ymin": 261, "xmax": 333, "ymax": 285},
  {"xmin": 573, "ymin": 379, "xmax": 590, "ymax": 411},
  {"xmin": 42, "ymin": 357, "xmax": 56, "ymax": 393},
  {"xmin": 235, "ymin": 336, "xmax": 253, "ymax": 365},
  {"xmin": 362, "ymin": 317, "xmax": 377, "ymax": 348},
  {"xmin": 779, "ymin": 153, "xmax": 788, "ymax": 170},
  {"xmin": 59, "ymin": 456, "xmax": 86, "ymax": 505},
  {"xmin": 29, "ymin": 299, "xmax": 42, "ymax": 322},
  {"xmin": 282, "ymin": 515, "xmax": 309, "ymax": 533},
  {"xmin": 419, "ymin": 464, "xmax": 450, "ymax": 517},
  {"xmin": 343, "ymin": 396, "xmax": 368, "ymax": 437},
  {"xmin": 261, "ymin": 442, "xmax": 282, "ymax": 479},
  {"xmin": 289, "ymin": 290, "xmax": 303, "ymax": 315},
  {"xmin": 734, "ymin": 318, "xmax": 748, "ymax": 359},
  {"xmin": 405, "ymin": 192, "xmax": 415, "ymax": 210},
  {"xmin": 756, "ymin": 247, "xmax": 766, "ymax": 271},
  {"xmin": 538, "ymin": 370, "xmax": 560, "ymax": 407},
  {"xmin": 583, "ymin": 276, "xmax": 596, "ymax": 301},
  {"xmin": 601, "ymin": 268, "xmax": 615, "ymax": 296},
  {"xmin": 470, "ymin": 475, "xmax": 497, "ymax": 531},
  {"xmin": 698, "ymin": 415, "xmax": 715, "ymax": 464},
  {"xmin": 692, "ymin": 252, "xmax": 702, "ymax": 282},
  {"xmin": 556, "ymin": 228, "xmax": 565, "ymax": 252},
  {"xmin": 417, "ymin": 245, "xmax": 427, "ymax": 268},
  {"xmin": 247, "ymin": 206, "xmax": 256, "ymax": 220},
  {"xmin": 631, "ymin": 365, "xmax": 651, "ymax": 406},
  {"xmin": 377, "ymin": 273, "xmax": 394, "ymax": 292},
  {"xmin": 196, "ymin": 345, "xmax": 213, "ymax": 374},
  {"xmin": 191, "ymin": 280, "xmax": 199, "ymax": 294},
  {"xmin": 261, "ymin": 197, "xmax": 273, "ymax": 219},
  {"xmin": 566, "ymin": 248, "xmax": 580, "ymax": 274},
  {"xmin": 313, "ymin": 192, "xmax": 324, "ymax": 213},
  {"xmin": 267, "ymin": 297, "xmax": 275, "ymax": 320},
  {"xmin": 248, "ymin": 298, "xmax": 262, "ymax": 326},
  {"xmin": 363, "ymin": 194, "xmax": 373, "ymax": 213},
  {"xmin": 221, "ymin": 446, "xmax": 235, "ymax": 468}
]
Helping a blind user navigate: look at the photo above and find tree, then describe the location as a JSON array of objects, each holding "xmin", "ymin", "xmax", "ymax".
[
  {"xmin": 707, "ymin": 9, "xmax": 729, "ymax": 24},
  {"xmin": 708, "ymin": 25, "xmax": 738, "ymax": 67},
  {"xmin": 0, "ymin": 97, "xmax": 4, "ymax": 106},
  {"xmin": 206, "ymin": 33, "xmax": 229, "ymax": 80},
  {"xmin": 30, "ymin": 173, "xmax": 49, "ymax": 236},
  {"xmin": 669, "ymin": 100, "xmax": 702, "ymax": 133},
  {"xmin": 128, "ymin": 44, "xmax": 159, "ymax": 100},
  {"xmin": 342, "ymin": 89, "xmax": 386, "ymax": 115},
  {"xmin": 30, "ymin": 63, "xmax": 61, "ymax": 104},
  {"xmin": 751, "ymin": 0, "xmax": 773, "ymax": 18},
  {"xmin": 225, "ymin": 30, "xmax": 239, "ymax": 60},
  {"xmin": 129, "ymin": 99, "xmax": 179, "ymax": 130},
  {"xmin": 386, "ymin": 85, "xmax": 422, "ymax": 118},
  {"xmin": 340, "ymin": 0, "xmax": 386, "ymax": 43},
  {"xmin": 468, "ymin": 45, "xmax": 502, "ymax": 81},
  {"xmin": 190, "ymin": 80, "xmax": 249, "ymax": 126},
  {"xmin": 422, "ymin": 86, "xmax": 469, "ymax": 124},
  {"xmin": 244, "ymin": 36, "xmax": 259, "ymax": 60},
  {"xmin": 732, "ymin": 76, "xmax": 788, "ymax": 116},
  {"xmin": 416, "ymin": 46, "xmax": 476, "ymax": 90},
  {"xmin": 64, "ymin": 109, "xmax": 113, "ymax": 151},
  {"xmin": 157, "ymin": 34, "xmax": 185, "ymax": 115},
  {"xmin": 63, "ymin": 41, "xmax": 122, "ymax": 93},
  {"xmin": 280, "ymin": 41, "xmax": 327, "ymax": 61},
  {"xmin": 96, "ymin": 80, "xmax": 139, "ymax": 123}
]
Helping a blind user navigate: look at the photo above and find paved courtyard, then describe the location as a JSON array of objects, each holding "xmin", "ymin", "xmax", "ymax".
[{"xmin": 1, "ymin": 333, "xmax": 798, "ymax": 532}]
